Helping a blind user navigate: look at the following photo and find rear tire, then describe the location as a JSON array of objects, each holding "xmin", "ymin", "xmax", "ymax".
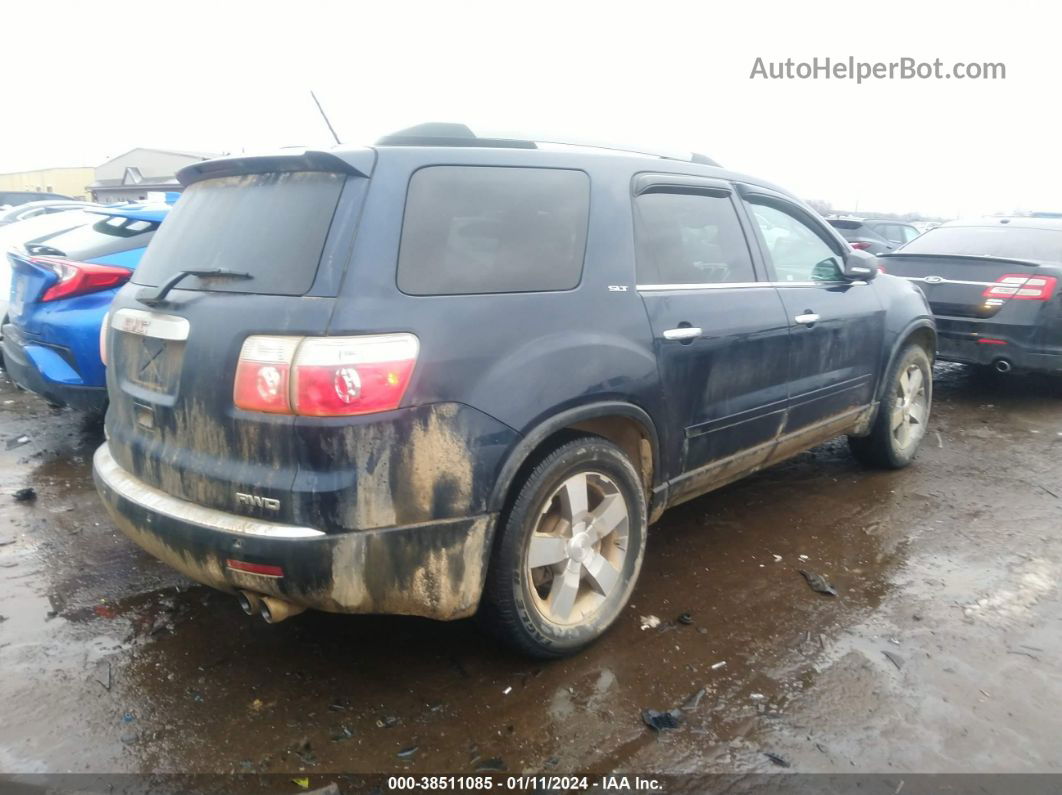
[
  {"xmin": 849, "ymin": 343, "xmax": 932, "ymax": 469},
  {"xmin": 480, "ymin": 437, "xmax": 647, "ymax": 659}
]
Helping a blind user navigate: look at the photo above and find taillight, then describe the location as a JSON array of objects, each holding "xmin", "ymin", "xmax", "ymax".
[
  {"xmin": 234, "ymin": 333, "xmax": 419, "ymax": 417},
  {"xmin": 233, "ymin": 336, "xmax": 301, "ymax": 414},
  {"xmin": 37, "ymin": 257, "xmax": 132, "ymax": 302},
  {"xmin": 982, "ymin": 274, "xmax": 1058, "ymax": 301},
  {"xmin": 850, "ymin": 241, "xmax": 872, "ymax": 251}
]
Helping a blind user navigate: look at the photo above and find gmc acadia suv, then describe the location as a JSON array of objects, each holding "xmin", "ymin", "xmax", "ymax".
[{"xmin": 93, "ymin": 124, "xmax": 936, "ymax": 658}]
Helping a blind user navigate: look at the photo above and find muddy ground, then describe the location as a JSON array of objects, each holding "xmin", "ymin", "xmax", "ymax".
[{"xmin": 0, "ymin": 364, "xmax": 1060, "ymax": 787}]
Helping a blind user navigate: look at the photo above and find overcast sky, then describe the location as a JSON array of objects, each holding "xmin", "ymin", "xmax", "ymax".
[{"xmin": 4, "ymin": 0, "xmax": 1058, "ymax": 217}]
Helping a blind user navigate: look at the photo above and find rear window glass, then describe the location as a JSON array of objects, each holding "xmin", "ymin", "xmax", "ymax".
[
  {"xmin": 397, "ymin": 166, "xmax": 589, "ymax": 295},
  {"xmin": 132, "ymin": 171, "xmax": 345, "ymax": 295},
  {"xmin": 25, "ymin": 213, "xmax": 160, "ymax": 259},
  {"xmin": 898, "ymin": 225, "xmax": 1062, "ymax": 263}
]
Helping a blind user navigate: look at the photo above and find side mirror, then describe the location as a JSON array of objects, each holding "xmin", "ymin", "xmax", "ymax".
[{"xmin": 842, "ymin": 248, "xmax": 879, "ymax": 281}]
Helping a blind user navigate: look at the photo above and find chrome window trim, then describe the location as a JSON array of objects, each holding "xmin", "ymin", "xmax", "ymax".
[
  {"xmin": 94, "ymin": 443, "xmax": 324, "ymax": 539},
  {"xmin": 111, "ymin": 307, "xmax": 190, "ymax": 341},
  {"xmin": 900, "ymin": 276, "xmax": 997, "ymax": 288},
  {"xmin": 637, "ymin": 280, "xmax": 865, "ymax": 292}
]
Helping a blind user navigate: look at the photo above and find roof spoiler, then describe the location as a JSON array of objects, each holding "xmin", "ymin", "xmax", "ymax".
[{"xmin": 177, "ymin": 149, "xmax": 375, "ymax": 187}]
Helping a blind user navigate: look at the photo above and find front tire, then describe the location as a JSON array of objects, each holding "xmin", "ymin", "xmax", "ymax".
[
  {"xmin": 480, "ymin": 437, "xmax": 647, "ymax": 659},
  {"xmin": 849, "ymin": 343, "xmax": 932, "ymax": 469}
]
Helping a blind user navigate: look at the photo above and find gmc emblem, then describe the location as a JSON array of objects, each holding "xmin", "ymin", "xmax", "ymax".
[{"xmin": 235, "ymin": 492, "xmax": 281, "ymax": 512}]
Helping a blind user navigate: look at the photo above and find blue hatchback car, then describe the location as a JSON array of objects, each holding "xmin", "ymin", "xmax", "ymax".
[{"xmin": 2, "ymin": 204, "xmax": 169, "ymax": 411}]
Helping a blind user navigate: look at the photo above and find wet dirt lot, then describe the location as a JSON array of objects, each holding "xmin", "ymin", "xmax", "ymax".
[{"xmin": 0, "ymin": 364, "xmax": 1060, "ymax": 785}]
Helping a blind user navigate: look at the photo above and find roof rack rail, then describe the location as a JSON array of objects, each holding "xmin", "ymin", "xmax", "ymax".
[{"xmin": 374, "ymin": 123, "xmax": 720, "ymax": 167}]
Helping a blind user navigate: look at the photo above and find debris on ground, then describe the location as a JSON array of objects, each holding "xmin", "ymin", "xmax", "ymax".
[
  {"xmin": 772, "ymin": 554, "xmax": 783, "ymax": 562},
  {"xmin": 329, "ymin": 725, "xmax": 353, "ymax": 742},
  {"xmin": 6, "ymin": 435, "xmax": 30, "ymax": 450},
  {"xmin": 883, "ymin": 650, "xmax": 905, "ymax": 670},
  {"xmin": 640, "ymin": 615, "xmax": 661, "ymax": 630},
  {"xmin": 763, "ymin": 751, "xmax": 791, "ymax": 768},
  {"xmin": 397, "ymin": 746, "xmax": 419, "ymax": 759},
  {"xmin": 711, "ymin": 661, "xmax": 727, "ymax": 670},
  {"xmin": 681, "ymin": 687, "xmax": 706, "ymax": 711},
  {"xmin": 677, "ymin": 611, "xmax": 693, "ymax": 625},
  {"xmin": 12, "ymin": 487, "xmax": 35, "ymax": 502},
  {"xmin": 750, "ymin": 693, "xmax": 766, "ymax": 701},
  {"xmin": 291, "ymin": 778, "xmax": 310, "ymax": 790},
  {"xmin": 376, "ymin": 716, "xmax": 399, "ymax": 728},
  {"xmin": 303, "ymin": 785, "xmax": 340, "ymax": 795},
  {"xmin": 93, "ymin": 660, "xmax": 112, "ymax": 691},
  {"xmin": 502, "ymin": 686, "xmax": 512, "ymax": 695},
  {"xmin": 799, "ymin": 569, "xmax": 838, "ymax": 596},
  {"xmin": 798, "ymin": 554, "xmax": 809, "ymax": 561},
  {"xmin": 641, "ymin": 708, "xmax": 682, "ymax": 731},
  {"xmin": 475, "ymin": 758, "xmax": 506, "ymax": 772}
]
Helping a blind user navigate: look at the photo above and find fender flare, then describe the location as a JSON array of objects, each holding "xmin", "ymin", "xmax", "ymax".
[
  {"xmin": 487, "ymin": 401, "xmax": 661, "ymax": 512},
  {"xmin": 877, "ymin": 317, "xmax": 937, "ymax": 403}
]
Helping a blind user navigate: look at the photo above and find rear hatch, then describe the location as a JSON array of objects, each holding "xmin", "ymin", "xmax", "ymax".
[
  {"xmin": 102, "ymin": 151, "xmax": 374, "ymax": 525},
  {"xmin": 883, "ymin": 223, "xmax": 1062, "ymax": 319},
  {"xmin": 882, "ymin": 223, "xmax": 1062, "ymax": 351},
  {"xmin": 7, "ymin": 210, "xmax": 160, "ymax": 332}
]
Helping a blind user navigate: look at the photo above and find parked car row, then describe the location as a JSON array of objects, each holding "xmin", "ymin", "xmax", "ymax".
[
  {"xmin": 4, "ymin": 124, "xmax": 1060, "ymax": 658},
  {"xmin": 1, "ymin": 202, "xmax": 168, "ymax": 410}
]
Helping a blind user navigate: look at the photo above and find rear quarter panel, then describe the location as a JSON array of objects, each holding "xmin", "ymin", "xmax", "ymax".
[{"xmin": 324, "ymin": 149, "xmax": 666, "ymax": 510}]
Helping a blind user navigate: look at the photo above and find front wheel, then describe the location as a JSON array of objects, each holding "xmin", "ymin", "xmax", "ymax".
[
  {"xmin": 849, "ymin": 343, "xmax": 932, "ymax": 469},
  {"xmin": 480, "ymin": 437, "xmax": 647, "ymax": 658}
]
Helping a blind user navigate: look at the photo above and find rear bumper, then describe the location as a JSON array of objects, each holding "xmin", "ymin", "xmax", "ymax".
[
  {"xmin": 935, "ymin": 320, "xmax": 1062, "ymax": 373},
  {"xmin": 1, "ymin": 324, "xmax": 108, "ymax": 411},
  {"xmin": 93, "ymin": 442, "xmax": 495, "ymax": 620}
]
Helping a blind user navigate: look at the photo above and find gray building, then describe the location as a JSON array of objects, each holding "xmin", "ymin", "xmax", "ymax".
[{"xmin": 89, "ymin": 148, "xmax": 221, "ymax": 203}]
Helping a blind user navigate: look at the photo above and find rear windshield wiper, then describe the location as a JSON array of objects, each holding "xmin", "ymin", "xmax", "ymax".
[{"xmin": 136, "ymin": 269, "xmax": 253, "ymax": 306}]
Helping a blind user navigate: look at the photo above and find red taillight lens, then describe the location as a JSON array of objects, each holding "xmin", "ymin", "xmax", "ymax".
[
  {"xmin": 233, "ymin": 333, "xmax": 419, "ymax": 417},
  {"xmin": 293, "ymin": 334, "xmax": 419, "ymax": 416},
  {"xmin": 850, "ymin": 241, "xmax": 872, "ymax": 251},
  {"xmin": 36, "ymin": 257, "xmax": 132, "ymax": 302},
  {"xmin": 233, "ymin": 336, "xmax": 300, "ymax": 414},
  {"xmin": 982, "ymin": 274, "xmax": 1058, "ymax": 301}
]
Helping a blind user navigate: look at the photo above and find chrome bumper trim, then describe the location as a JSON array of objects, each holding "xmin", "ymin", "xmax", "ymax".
[{"xmin": 93, "ymin": 443, "xmax": 324, "ymax": 539}]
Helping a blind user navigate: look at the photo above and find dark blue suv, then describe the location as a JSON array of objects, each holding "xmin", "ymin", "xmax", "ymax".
[{"xmin": 93, "ymin": 125, "xmax": 936, "ymax": 658}]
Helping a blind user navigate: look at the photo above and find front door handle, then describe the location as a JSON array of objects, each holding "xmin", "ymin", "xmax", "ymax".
[
  {"xmin": 662, "ymin": 327, "xmax": 702, "ymax": 341},
  {"xmin": 794, "ymin": 312, "xmax": 820, "ymax": 325}
]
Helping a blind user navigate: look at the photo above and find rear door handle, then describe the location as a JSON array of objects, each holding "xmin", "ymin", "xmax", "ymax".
[
  {"xmin": 662, "ymin": 327, "xmax": 702, "ymax": 341},
  {"xmin": 794, "ymin": 313, "xmax": 820, "ymax": 325}
]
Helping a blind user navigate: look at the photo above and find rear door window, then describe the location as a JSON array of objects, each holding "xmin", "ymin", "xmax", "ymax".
[
  {"xmin": 131, "ymin": 171, "xmax": 346, "ymax": 295},
  {"xmin": 25, "ymin": 213, "xmax": 160, "ymax": 259},
  {"xmin": 633, "ymin": 191, "xmax": 755, "ymax": 285},
  {"xmin": 397, "ymin": 166, "xmax": 589, "ymax": 295}
]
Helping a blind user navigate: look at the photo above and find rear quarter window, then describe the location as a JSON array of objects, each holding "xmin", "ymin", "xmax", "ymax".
[{"xmin": 397, "ymin": 166, "xmax": 590, "ymax": 295}]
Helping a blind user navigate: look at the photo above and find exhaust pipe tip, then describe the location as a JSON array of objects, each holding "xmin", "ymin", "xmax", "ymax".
[
  {"xmin": 237, "ymin": 590, "xmax": 262, "ymax": 616},
  {"xmin": 258, "ymin": 595, "xmax": 306, "ymax": 624},
  {"xmin": 994, "ymin": 359, "xmax": 1012, "ymax": 374}
]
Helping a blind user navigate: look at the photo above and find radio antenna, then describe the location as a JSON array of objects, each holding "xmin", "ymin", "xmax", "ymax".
[{"xmin": 310, "ymin": 90, "xmax": 341, "ymax": 145}]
